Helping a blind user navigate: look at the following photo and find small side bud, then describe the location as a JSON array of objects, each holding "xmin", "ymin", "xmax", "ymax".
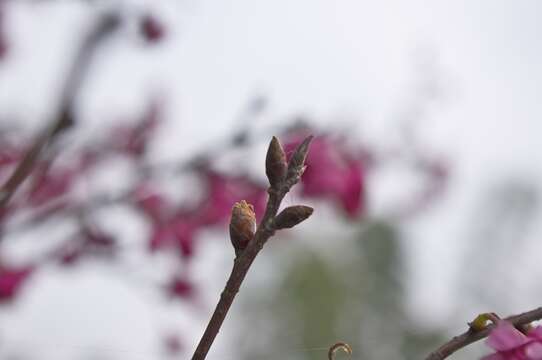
[
  {"xmin": 140, "ymin": 14, "xmax": 165, "ymax": 43},
  {"xmin": 468, "ymin": 313, "xmax": 500, "ymax": 331},
  {"xmin": 265, "ymin": 136, "xmax": 287, "ymax": 188},
  {"xmin": 229, "ymin": 200, "xmax": 256, "ymax": 256},
  {"xmin": 274, "ymin": 205, "xmax": 313, "ymax": 229},
  {"xmin": 287, "ymin": 135, "xmax": 313, "ymax": 181}
]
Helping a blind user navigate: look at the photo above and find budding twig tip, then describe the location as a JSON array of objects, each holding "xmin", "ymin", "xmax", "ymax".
[
  {"xmin": 285, "ymin": 135, "xmax": 313, "ymax": 186},
  {"xmin": 229, "ymin": 200, "xmax": 256, "ymax": 255},
  {"xmin": 266, "ymin": 136, "xmax": 287, "ymax": 188}
]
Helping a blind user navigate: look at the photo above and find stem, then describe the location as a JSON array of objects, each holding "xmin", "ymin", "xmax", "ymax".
[
  {"xmin": 191, "ymin": 188, "xmax": 284, "ymax": 360},
  {"xmin": 191, "ymin": 135, "xmax": 312, "ymax": 360},
  {"xmin": 425, "ymin": 306, "xmax": 542, "ymax": 360}
]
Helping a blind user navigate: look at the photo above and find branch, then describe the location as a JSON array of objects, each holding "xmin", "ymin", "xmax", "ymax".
[
  {"xmin": 0, "ymin": 12, "xmax": 120, "ymax": 211},
  {"xmin": 425, "ymin": 306, "xmax": 542, "ymax": 360},
  {"xmin": 191, "ymin": 136, "xmax": 313, "ymax": 360}
]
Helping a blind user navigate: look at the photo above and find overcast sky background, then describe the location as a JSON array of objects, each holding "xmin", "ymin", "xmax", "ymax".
[{"xmin": 1, "ymin": 1, "xmax": 542, "ymax": 359}]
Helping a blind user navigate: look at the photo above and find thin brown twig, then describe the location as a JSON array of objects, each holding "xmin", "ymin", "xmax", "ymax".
[
  {"xmin": 190, "ymin": 136, "xmax": 313, "ymax": 360},
  {"xmin": 425, "ymin": 306, "xmax": 542, "ymax": 360},
  {"xmin": 0, "ymin": 12, "xmax": 120, "ymax": 211},
  {"xmin": 6, "ymin": 192, "xmax": 130, "ymax": 237}
]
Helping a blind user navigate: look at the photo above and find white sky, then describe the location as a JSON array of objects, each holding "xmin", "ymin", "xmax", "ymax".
[{"xmin": 1, "ymin": 0, "xmax": 542, "ymax": 359}]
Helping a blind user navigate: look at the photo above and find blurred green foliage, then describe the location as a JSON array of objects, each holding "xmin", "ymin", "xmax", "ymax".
[{"xmin": 236, "ymin": 220, "xmax": 447, "ymax": 360}]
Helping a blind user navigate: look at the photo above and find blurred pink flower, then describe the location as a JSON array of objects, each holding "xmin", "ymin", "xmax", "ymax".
[
  {"xmin": 283, "ymin": 131, "xmax": 366, "ymax": 217},
  {"xmin": 148, "ymin": 215, "xmax": 199, "ymax": 259},
  {"xmin": 28, "ymin": 168, "xmax": 75, "ymax": 206},
  {"xmin": 133, "ymin": 184, "xmax": 172, "ymax": 223},
  {"xmin": 163, "ymin": 333, "xmax": 183, "ymax": 356},
  {"xmin": 482, "ymin": 321, "xmax": 542, "ymax": 360},
  {"xmin": 140, "ymin": 14, "xmax": 165, "ymax": 43},
  {"xmin": 149, "ymin": 226, "xmax": 173, "ymax": 251},
  {"xmin": 170, "ymin": 217, "xmax": 198, "ymax": 258},
  {"xmin": 0, "ymin": 265, "xmax": 33, "ymax": 302},
  {"xmin": 135, "ymin": 182, "xmax": 199, "ymax": 258},
  {"xmin": 197, "ymin": 171, "xmax": 266, "ymax": 225},
  {"xmin": 167, "ymin": 275, "xmax": 194, "ymax": 300},
  {"xmin": 145, "ymin": 171, "xmax": 265, "ymax": 258},
  {"xmin": 0, "ymin": 146, "xmax": 19, "ymax": 168}
]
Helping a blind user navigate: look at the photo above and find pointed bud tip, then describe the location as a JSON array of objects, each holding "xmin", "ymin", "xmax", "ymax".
[
  {"xmin": 266, "ymin": 136, "xmax": 287, "ymax": 188},
  {"xmin": 274, "ymin": 205, "xmax": 314, "ymax": 229},
  {"xmin": 287, "ymin": 135, "xmax": 314, "ymax": 175},
  {"xmin": 229, "ymin": 200, "xmax": 257, "ymax": 254}
]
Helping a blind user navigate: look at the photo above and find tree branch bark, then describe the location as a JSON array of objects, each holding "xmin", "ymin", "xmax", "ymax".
[
  {"xmin": 425, "ymin": 307, "xmax": 542, "ymax": 360},
  {"xmin": 0, "ymin": 12, "xmax": 120, "ymax": 211}
]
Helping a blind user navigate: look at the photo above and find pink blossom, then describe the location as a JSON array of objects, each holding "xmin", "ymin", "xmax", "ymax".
[
  {"xmin": 167, "ymin": 275, "xmax": 194, "ymax": 300},
  {"xmin": 197, "ymin": 171, "xmax": 266, "ymax": 226},
  {"xmin": 170, "ymin": 217, "xmax": 198, "ymax": 258},
  {"xmin": 140, "ymin": 14, "xmax": 165, "ymax": 43},
  {"xmin": 77, "ymin": 149, "xmax": 101, "ymax": 171},
  {"xmin": 145, "ymin": 172, "xmax": 265, "ymax": 258},
  {"xmin": 0, "ymin": 265, "xmax": 33, "ymax": 302},
  {"xmin": 163, "ymin": 334, "xmax": 183, "ymax": 355},
  {"xmin": 149, "ymin": 226, "xmax": 174, "ymax": 251},
  {"xmin": 133, "ymin": 184, "xmax": 172, "ymax": 223},
  {"xmin": 148, "ymin": 216, "xmax": 199, "ymax": 259},
  {"xmin": 482, "ymin": 321, "xmax": 542, "ymax": 360},
  {"xmin": 0, "ymin": 146, "xmax": 19, "ymax": 168},
  {"xmin": 135, "ymin": 182, "xmax": 200, "ymax": 259},
  {"xmin": 283, "ymin": 131, "xmax": 366, "ymax": 217},
  {"xmin": 28, "ymin": 168, "xmax": 75, "ymax": 206}
]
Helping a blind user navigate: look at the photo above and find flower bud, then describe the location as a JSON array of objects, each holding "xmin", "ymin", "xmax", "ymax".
[
  {"xmin": 274, "ymin": 205, "xmax": 313, "ymax": 229},
  {"xmin": 229, "ymin": 200, "xmax": 256, "ymax": 256},
  {"xmin": 265, "ymin": 136, "xmax": 287, "ymax": 188},
  {"xmin": 469, "ymin": 313, "xmax": 500, "ymax": 331},
  {"xmin": 140, "ymin": 14, "xmax": 165, "ymax": 43},
  {"xmin": 286, "ymin": 135, "xmax": 313, "ymax": 181}
]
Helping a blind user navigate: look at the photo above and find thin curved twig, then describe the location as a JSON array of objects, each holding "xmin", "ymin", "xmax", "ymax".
[
  {"xmin": 328, "ymin": 342, "xmax": 352, "ymax": 360},
  {"xmin": 425, "ymin": 306, "xmax": 542, "ymax": 360}
]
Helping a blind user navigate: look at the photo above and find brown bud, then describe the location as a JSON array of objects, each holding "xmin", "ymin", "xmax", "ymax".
[
  {"xmin": 274, "ymin": 205, "xmax": 313, "ymax": 229},
  {"xmin": 229, "ymin": 200, "xmax": 256, "ymax": 256},
  {"xmin": 287, "ymin": 135, "xmax": 313, "ymax": 179},
  {"xmin": 265, "ymin": 136, "xmax": 287, "ymax": 188}
]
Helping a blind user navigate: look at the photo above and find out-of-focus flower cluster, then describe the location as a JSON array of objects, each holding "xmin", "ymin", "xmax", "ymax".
[
  {"xmin": 0, "ymin": 0, "xmax": 449, "ymax": 314},
  {"xmin": 0, "ymin": 109, "xmax": 447, "ymax": 307},
  {"xmin": 483, "ymin": 321, "xmax": 542, "ymax": 360},
  {"xmin": 0, "ymin": 3, "xmax": 450, "ymax": 356},
  {"xmin": 0, "ymin": 104, "xmax": 449, "ymax": 306}
]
